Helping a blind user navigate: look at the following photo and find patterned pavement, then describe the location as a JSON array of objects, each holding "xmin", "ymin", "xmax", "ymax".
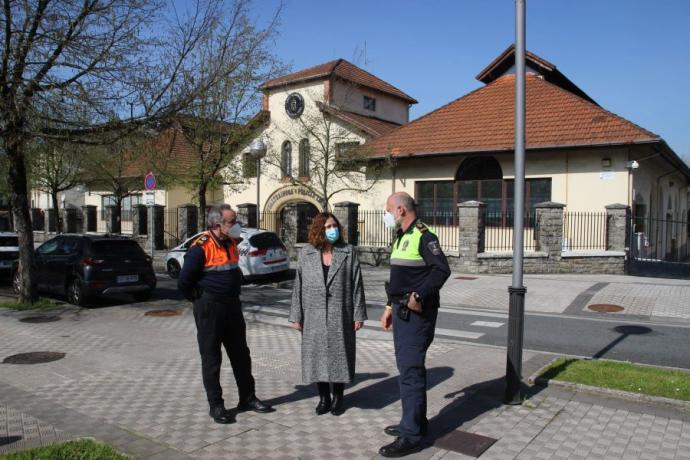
[{"xmin": 1, "ymin": 293, "xmax": 690, "ymax": 458}]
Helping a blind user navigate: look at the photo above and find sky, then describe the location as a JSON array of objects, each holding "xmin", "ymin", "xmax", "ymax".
[{"xmin": 249, "ymin": 0, "xmax": 690, "ymax": 161}]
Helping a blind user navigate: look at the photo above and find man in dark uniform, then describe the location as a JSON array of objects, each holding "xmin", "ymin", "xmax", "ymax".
[
  {"xmin": 178, "ymin": 204, "xmax": 273, "ymax": 424},
  {"xmin": 379, "ymin": 192, "xmax": 451, "ymax": 457}
]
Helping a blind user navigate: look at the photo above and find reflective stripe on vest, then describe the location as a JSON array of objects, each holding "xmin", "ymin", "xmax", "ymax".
[
  {"xmin": 389, "ymin": 223, "xmax": 436, "ymax": 266},
  {"xmin": 193, "ymin": 231, "xmax": 240, "ymax": 271}
]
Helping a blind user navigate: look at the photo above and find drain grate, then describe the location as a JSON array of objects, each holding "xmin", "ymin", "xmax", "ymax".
[
  {"xmin": 434, "ymin": 430, "xmax": 497, "ymax": 457},
  {"xmin": 588, "ymin": 304, "xmax": 624, "ymax": 313},
  {"xmin": 145, "ymin": 309, "xmax": 182, "ymax": 317},
  {"xmin": 3, "ymin": 351, "xmax": 65, "ymax": 364},
  {"xmin": 455, "ymin": 276, "xmax": 478, "ymax": 280},
  {"xmin": 20, "ymin": 316, "xmax": 61, "ymax": 323}
]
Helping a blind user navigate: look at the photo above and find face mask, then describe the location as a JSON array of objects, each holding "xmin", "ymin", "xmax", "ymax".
[
  {"xmin": 383, "ymin": 211, "xmax": 398, "ymax": 229},
  {"xmin": 228, "ymin": 223, "xmax": 242, "ymax": 239},
  {"xmin": 325, "ymin": 227, "xmax": 340, "ymax": 243}
]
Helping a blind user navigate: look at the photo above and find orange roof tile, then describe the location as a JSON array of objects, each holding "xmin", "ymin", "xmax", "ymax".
[
  {"xmin": 364, "ymin": 74, "xmax": 659, "ymax": 158},
  {"xmin": 261, "ymin": 59, "xmax": 417, "ymax": 104},
  {"xmin": 316, "ymin": 102, "xmax": 401, "ymax": 137}
]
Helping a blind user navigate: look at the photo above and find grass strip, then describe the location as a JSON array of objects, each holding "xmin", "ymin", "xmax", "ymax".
[
  {"xmin": 0, "ymin": 298, "xmax": 63, "ymax": 311},
  {"xmin": 539, "ymin": 357, "xmax": 690, "ymax": 402},
  {"xmin": 0, "ymin": 439, "xmax": 129, "ymax": 460}
]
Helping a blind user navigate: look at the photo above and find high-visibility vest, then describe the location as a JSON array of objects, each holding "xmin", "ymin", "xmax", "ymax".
[
  {"xmin": 390, "ymin": 222, "xmax": 436, "ymax": 267},
  {"xmin": 192, "ymin": 231, "xmax": 239, "ymax": 272}
]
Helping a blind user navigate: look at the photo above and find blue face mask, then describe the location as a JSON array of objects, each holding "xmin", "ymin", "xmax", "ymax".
[{"xmin": 325, "ymin": 227, "xmax": 340, "ymax": 243}]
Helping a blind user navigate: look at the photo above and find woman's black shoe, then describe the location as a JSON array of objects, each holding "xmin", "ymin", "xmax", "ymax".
[
  {"xmin": 315, "ymin": 382, "xmax": 331, "ymax": 415},
  {"xmin": 330, "ymin": 383, "xmax": 344, "ymax": 415}
]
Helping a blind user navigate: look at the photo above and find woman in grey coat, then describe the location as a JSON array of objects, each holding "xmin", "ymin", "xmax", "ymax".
[{"xmin": 289, "ymin": 212, "xmax": 367, "ymax": 415}]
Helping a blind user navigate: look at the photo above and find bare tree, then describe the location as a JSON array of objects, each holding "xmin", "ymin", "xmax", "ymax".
[
  {"xmin": 264, "ymin": 94, "xmax": 389, "ymax": 211},
  {"xmin": 0, "ymin": 0, "xmax": 280, "ymax": 302}
]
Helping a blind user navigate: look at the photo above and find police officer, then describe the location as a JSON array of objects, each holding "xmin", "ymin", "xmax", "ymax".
[
  {"xmin": 379, "ymin": 192, "xmax": 451, "ymax": 457},
  {"xmin": 178, "ymin": 204, "xmax": 273, "ymax": 424}
]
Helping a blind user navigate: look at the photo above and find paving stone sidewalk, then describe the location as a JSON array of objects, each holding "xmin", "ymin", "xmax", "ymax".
[{"xmin": 2, "ymin": 301, "xmax": 690, "ymax": 459}]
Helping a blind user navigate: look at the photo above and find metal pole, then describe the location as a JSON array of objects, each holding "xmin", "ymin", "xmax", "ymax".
[
  {"xmin": 256, "ymin": 159, "xmax": 261, "ymax": 228},
  {"xmin": 506, "ymin": 0, "xmax": 527, "ymax": 405},
  {"xmin": 150, "ymin": 203, "xmax": 154, "ymax": 259}
]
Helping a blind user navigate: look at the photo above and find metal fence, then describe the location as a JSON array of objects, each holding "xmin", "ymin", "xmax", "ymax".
[
  {"xmin": 562, "ymin": 211, "xmax": 607, "ymax": 251},
  {"xmin": 357, "ymin": 210, "xmax": 459, "ymax": 252},
  {"xmin": 631, "ymin": 214, "xmax": 689, "ymax": 262},
  {"xmin": 357, "ymin": 210, "xmax": 395, "ymax": 247},
  {"xmin": 484, "ymin": 211, "xmax": 537, "ymax": 252},
  {"xmin": 164, "ymin": 208, "xmax": 181, "ymax": 248}
]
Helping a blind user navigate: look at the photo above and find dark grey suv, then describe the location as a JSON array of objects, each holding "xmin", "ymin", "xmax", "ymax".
[{"xmin": 15, "ymin": 234, "xmax": 156, "ymax": 306}]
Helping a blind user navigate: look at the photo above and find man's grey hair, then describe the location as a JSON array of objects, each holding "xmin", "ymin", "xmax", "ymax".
[{"xmin": 207, "ymin": 204, "xmax": 233, "ymax": 228}]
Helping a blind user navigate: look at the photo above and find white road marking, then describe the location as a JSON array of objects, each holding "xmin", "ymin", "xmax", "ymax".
[
  {"xmin": 471, "ymin": 320, "xmax": 504, "ymax": 328},
  {"xmin": 363, "ymin": 320, "xmax": 484, "ymax": 340}
]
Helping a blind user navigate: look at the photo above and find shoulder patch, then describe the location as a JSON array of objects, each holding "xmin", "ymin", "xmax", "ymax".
[
  {"xmin": 193, "ymin": 235, "xmax": 209, "ymax": 246},
  {"xmin": 416, "ymin": 221, "xmax": 429, "ymax": 233},
  {"xmin": 427, "ymin": 239, "xmax": 442, "ymax": 256}
]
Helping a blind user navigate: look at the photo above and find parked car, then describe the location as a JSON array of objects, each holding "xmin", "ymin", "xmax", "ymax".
[
  {"xmin": 13, "ymin": 234, "xmax": 156, "ymax": 306},
  {"xmin": 166, "ymin": 228, "xmax": 289, "ymax": 281},
  {"xmin": 0, "ymin": 232, "xmax": 19, "ymax": 278}
]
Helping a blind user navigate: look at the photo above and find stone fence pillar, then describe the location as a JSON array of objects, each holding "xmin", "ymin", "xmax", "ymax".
[
  {"xmin": 147, "ymin": 204, "xmax": 164, "ymax": 249},
  {"xmin": 535, "ymin": 202, "xmax": 565, "ymax": 258},
  {"xmin": 605, "ymin": 203, "xmax": 630, "ymax": 252},
  {"xmin": 178, "ymin": 204, "xmax": 199, "ymax": 239},
  {"xmin": 133, "ymin": 204, "xmax": 147, "ymax": 235},
  {"xmin": 46, "ymin": 208, "xmax": 58, "ymax": 233},
  {"xmin": 457, "ymin": 201, "xmax": 486, "ymax": 272},
  {"xmin": 31, "ymin": 208, "xmax": 44, "ymax": 231},
  {"xmin": 281, "ymin": 203, "xmax": 298, "ymax": 259},
  {"xmin": 334, "ymin": 201, "xmax": 359, "ymax": 245},
  {"xmin": 60, "ymin": 208, "xmax": 81, "ymax": 233},
  {"xmin": 82, "ymin": 205, "xmax": 97, "ymax": 232},
  {"xmin": 105, "ymin": 205, "xmax": 120, "ymax": 233},
  {"xmin": 236, "ymin": 203, "xmax": 257, "ymax": 229}
]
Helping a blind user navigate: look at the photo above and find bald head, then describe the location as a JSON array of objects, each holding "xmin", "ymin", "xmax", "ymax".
[
  {"xmin": 388, "ymin": 192, "xmax": 416, "ymax": 212},
  {"xmin": 386, "ymin": 192, "xmax": 417, "ymax": 229}
]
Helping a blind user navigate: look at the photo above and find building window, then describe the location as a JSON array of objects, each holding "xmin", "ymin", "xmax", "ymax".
[
  {"xmin": 335, "ymin": 141, "xmax": 362, "ymax": 171},
  {"xmin": 242, "ymin": 152, "xmax": 257, "ymax": 178},
  {"xmin": 281, "ymin": 141, "xmax": 292, "ymax": 178},
  {"xmin": 298, "ymin": 139, "xmax": 310, "ymax": 178},
  {"xmin": 363, "ymin": 96, "xmax": 376, "ymax": 111}
]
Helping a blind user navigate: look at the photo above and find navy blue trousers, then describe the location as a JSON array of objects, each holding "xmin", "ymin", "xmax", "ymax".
[
  {"xmin": 193, "ymin": 292, "xmax": 255, "ymax": 409},
  {"xmin": 392, "ymin": 302, "xmax": 438, "ymax": 442}
]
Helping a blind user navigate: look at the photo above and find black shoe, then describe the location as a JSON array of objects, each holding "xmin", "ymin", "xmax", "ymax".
[
  {"xmin": 330, "ymin": 383, "xmax": 344, "ymax": 416},
  {"xmin": 209, "ymin": 406, "xmax": 235, "ymax": 424},
  {"xmin": 237, "ymin": 396, "xmax": 274, "ymax": 413},
  {"xmin": 315, "ymin": 395, "xmax": 331, "ymax": 415},
  {"xmin": 379, "ymin": 437, "xmax": 422, "ymax": 458},
  {"xmin": 384, "ymin": 425, "xmax": 427, "ymax": 437}
]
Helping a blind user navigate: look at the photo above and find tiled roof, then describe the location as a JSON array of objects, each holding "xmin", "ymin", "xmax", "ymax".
[
  {"xmin": 261, "ymin": 59, "xmax": 417, "ymax": 104},
  {"xmin": 364, "ymin": 74, "xmax": 659, "ymax": 158},
  {"xmin": 317, "ymin": 102, "xmax": 401, "ymax": 137}
]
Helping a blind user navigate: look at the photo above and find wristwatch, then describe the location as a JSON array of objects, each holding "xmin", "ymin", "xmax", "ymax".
[{"xmin": 413, "ymin": 292, "xmax": 422, "ymax": 304}]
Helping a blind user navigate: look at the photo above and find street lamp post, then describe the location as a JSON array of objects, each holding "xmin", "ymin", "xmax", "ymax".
[{"xmin": 249, "ymin": 139, "xmax": 267, "ymax": 228}]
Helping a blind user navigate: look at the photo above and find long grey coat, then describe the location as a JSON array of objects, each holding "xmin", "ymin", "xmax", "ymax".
[{"xmin": 289, "ymin": 243, "xmax": 367, "ymax": 384}]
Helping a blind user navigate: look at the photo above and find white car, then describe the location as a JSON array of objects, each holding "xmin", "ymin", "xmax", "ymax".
[
  {"xmin": 165, "ymin": 228, "xmax": 290, "ymax": 281},
  {"xmin": 0, "ymin": 232, "xmax": 19, "ymax": 277}
]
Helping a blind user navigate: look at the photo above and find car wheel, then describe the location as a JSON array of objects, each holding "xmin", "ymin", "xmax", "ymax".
[
  {"xmin": 67, "ymin": 278, "xmax": 90, "ymax": 307},
  {"xmin": 167, "ymin": 259, "xmax": 181, "ymax": 279},
  {"xmin": 132, "ymin": 290, "xmax": 153, "ymax": 302}
]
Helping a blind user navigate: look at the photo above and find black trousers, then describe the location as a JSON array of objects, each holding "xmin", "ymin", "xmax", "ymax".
[{"xmin": 193, "ymin": 292, "xmax": 255, "ymax": 408}]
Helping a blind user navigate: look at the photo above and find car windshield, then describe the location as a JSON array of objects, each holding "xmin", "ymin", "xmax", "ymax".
[
  {"xmin": 90, "ymin": 240, "xmax": 146, "ymax": 258},
  {"xmin": 0, "ymin": 236, "xmax": 18, "ymax": 247},
  {"xmin": 249, "ymin": 232, "xmax": 284, "ymax": 249}
]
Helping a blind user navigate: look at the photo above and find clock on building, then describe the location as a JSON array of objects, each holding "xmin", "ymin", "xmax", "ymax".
[{"xmin": 285, "ymin": 92, "xmax": 304, "ymax": 118}]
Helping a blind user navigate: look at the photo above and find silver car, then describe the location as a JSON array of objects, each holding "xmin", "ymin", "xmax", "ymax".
[{"xmin": 165, "ymin": 228, "xmax": 290, "ymax": 281}]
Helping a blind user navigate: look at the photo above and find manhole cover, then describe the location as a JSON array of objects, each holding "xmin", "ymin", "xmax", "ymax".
[
  {"xmin": 3, "ymin": 351, "xmax": 65, "ymax": 364},
  {"xmin": 455, "ymin": 276, "xmax": 478, "ymax": 280},
  {"xmin": 144, "ymin": 309, "xmax": 181, "ymax": 317},
  {"xmin": 20, "ymin": 316, "xmax": 61, "ymax": 323},
  {"xmin": 588, "ymin": 304, "xmax": 624, "ymax": 313},
  {"xmin": 435, "ymin": 430, "xmax": 497, "ymax": 457}
]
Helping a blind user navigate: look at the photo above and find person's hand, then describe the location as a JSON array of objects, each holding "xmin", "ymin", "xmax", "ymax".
[
  {"xmin": 408, "ymin": 292, "xmax": 422, "ymax": 313},
  {"xmin": 354, "ymin": 321, "xmax": 363, "ymax": 331},
  {"xmin": 290, "ymin": 321, "xmax": 303, "ymax": 331},
  {"xmin": 380, "ymin": 308, "xmax": 393, "ymax": 331}
]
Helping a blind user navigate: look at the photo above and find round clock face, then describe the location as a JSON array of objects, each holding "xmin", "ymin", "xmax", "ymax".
[{"xmin": 285, "ymin": 92, "xmax": 305, "ymax": 118}]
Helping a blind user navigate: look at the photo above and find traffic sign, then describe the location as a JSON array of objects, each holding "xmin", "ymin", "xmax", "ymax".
[{"xmin": 144, "ymin": 172, "xmax": 157, "ymax": 190}]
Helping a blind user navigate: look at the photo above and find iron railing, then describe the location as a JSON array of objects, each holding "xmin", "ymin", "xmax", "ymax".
[
  {"xmin": 484, "ymin": 211, "xmax": 537, "ymax": 252},
  {"xmin": 357, "ymin": 210, "xmax": 459, "ymax": 252},
  {"xmin": 562, "ymin": 211, "xmax": 607, "ymax": 251},
  {"xmin": 631, "ymin": 214, "xmax": 689, "ymax": 262}
]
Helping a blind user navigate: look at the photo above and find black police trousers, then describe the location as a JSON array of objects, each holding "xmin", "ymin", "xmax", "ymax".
[
  {"xmin": 193, "ymin": 292, "xmax": 255, "ymax": 409},
  {"xmin": 392, "ymin": 299, "xmax": 438, "ymax": 442}
]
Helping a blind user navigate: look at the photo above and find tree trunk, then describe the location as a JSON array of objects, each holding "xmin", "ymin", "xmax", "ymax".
[
  {"xmin": 6, "ymin": 138, "xmax": 37, "ymax": 303},
  {"xmin": 51, "ymin": 191, "xmax": 61, "ymax": 233},
  {"xmin": 198, "ymin": 183, "xmax": 208, "ymax": 231}
]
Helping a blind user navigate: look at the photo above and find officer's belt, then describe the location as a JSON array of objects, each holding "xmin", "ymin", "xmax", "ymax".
[
  {"xmin": 389, "ymin": 293, "xmax": 411, "ymax": 304},
  {"xmin": 389, "ymin": 258, "xmax": 426, "ymax": 267},
  {"xmin": 203, "ymin": 262, "xmax": 238, "ymax": 272}
]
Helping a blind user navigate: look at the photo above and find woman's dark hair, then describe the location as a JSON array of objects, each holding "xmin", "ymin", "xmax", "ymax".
[{"xmin": 308, "ymin": 212, "xmax": 344, "ymax": 249}]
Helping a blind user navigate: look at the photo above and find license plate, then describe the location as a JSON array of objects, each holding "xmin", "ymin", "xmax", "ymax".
[{"xmin": 117, "ymin": 275, "xmax": 138, "ymax": 283}]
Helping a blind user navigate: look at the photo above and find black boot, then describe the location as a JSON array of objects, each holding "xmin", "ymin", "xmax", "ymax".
[
  {"xmin": 330, "ymin": 383, "xmax": 344, "ymax": 415},
  {"xmin": 315, "ymin": 382, "xmax": 331, "ymax": 415}
]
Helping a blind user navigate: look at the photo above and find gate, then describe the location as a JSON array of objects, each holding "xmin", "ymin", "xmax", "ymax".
[{"xmin": 627, "ymin": 213, "xmax": 690, "ymax": 279}]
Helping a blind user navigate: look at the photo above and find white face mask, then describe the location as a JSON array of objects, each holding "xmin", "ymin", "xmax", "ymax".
[
  {"xmin": 228, "ymin": 223, "xmax": 242, "ymax": 239},
  {"xmin": 383, "ymin": 211, "xmax": 398, "ymax": 229}
]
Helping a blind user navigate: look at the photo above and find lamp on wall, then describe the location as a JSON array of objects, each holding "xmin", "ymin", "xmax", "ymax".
[
  {"xmin": 601, "ymin": 158, "xmax": 612, "ymax": 168},
  {"xmin": 249, "ymin": 139, "xmax": 268, "ymax": 228}
]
